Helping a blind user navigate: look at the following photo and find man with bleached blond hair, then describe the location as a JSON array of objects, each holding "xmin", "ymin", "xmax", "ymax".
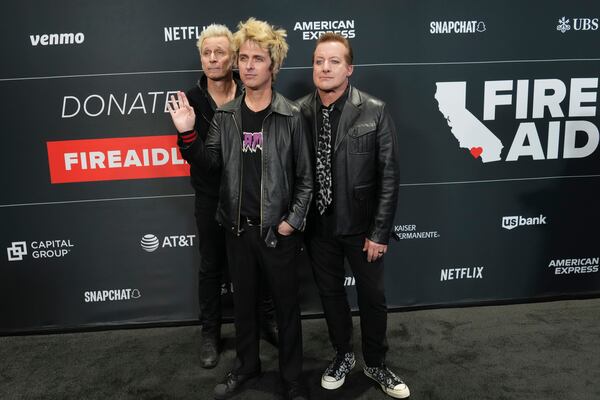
[{"xmin": 169, "ymin": 18, "xmax": 312, "ymax": 400}]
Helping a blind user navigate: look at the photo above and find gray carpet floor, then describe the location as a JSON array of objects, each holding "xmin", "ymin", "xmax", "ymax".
[{"xmin": 1, "ymin": 298, "xmax": 599, "ymax": 400}]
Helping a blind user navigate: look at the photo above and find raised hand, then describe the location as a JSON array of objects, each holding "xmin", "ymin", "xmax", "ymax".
[{"xmin": 167, "ymin": 91, "xmax": 196, "ymax": 133}]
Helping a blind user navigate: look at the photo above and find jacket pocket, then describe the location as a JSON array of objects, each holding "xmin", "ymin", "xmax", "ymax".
[
  {"xmin": 354, "ymin": 183, "xmax": 375, "ymax": 227},
  {"xmin": 349, "ymin": 123, "xmax": 376, "ymax": 154}
]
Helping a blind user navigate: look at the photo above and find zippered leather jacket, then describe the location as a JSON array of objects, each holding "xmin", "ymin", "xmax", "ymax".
[
  {"xmin": 184, "ymin": 91, "xmax": 313, "ymax": 246},
  {"xmin": 297, "ymin": 86, "xmax": 399, "ymax": 244}
]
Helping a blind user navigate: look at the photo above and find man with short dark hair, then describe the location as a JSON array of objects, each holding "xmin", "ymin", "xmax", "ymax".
[{"xmin": 297, "ymin": 32, "xmax": 410, "ymax": 399}]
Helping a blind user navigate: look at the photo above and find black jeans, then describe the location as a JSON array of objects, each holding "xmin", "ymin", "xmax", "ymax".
[
  {"xmin": 307, "ymin": 232, "xmax": 389, "ymax": 367},
  {"xmin": 225, "ymin": 224, "xmax": 303, "ymax": 384},
  {"xmin": 194, "ymin": 193, "xmax": 227, "ymax": 338}
]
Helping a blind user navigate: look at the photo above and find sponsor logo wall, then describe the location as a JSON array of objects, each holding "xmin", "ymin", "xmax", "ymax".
[{"xmin": 1, "ymin": 0, "xmax": 599, "ymax": 333}]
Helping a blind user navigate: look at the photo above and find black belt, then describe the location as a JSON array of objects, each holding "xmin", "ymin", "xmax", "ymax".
[{"xmin": 242, "ymin": 216, "xmax": 260, "ymax": 226}]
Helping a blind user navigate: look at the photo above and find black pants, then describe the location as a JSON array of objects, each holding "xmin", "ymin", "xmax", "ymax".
[
  {"xmin": 226, "ymin": 224, "xmax": 303, "ymax": 384},
  {"xmin": 307, "ymin": 233, "xmax": 388, "ymax": 367},
  {"xmin": 194, "ymin": 193, "xmax": 227, "ymax": 337}
]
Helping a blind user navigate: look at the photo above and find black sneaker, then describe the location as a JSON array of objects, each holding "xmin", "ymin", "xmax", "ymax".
[
  {"xmin": 321, "ymin": 352, "xmax": 355, "ymax": 390},
  {"xmin": 213, "ymin": 370, "xmax": 260, "ymax": 399},
  {"xmin": 363, "ymin": 365, "xmax": 410, "ymax": 398},
  {"xmin": 260, "ymin": 318, "xmax": 279, "ymax": 348},
  {"xmin": 285, "ymin": 381, "xmax": 309, "ymax": 400},
  {"xmin": 200, "ymin": 336, "xmax": 219, "ymax": 369}
]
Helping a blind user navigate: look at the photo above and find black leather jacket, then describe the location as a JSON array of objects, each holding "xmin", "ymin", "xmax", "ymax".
[
  {"xmin": 297, "ymin": 86, "xmax": 399, "ymax": 244},
  {"xmin": 185, "ymin": 91, "xmax": 313, "ymax": 245}
]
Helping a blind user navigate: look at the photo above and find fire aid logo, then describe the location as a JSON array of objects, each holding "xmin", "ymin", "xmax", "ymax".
[
  {"xmin": 46, "ymin": 135, "xmax": 189, "ymax": 184},
  {"xmin": 435, "ymin": 78, "xmax": 600, "ymax": 163},
  {"xmin": 7, "ymin": 242, "xmax": 28, "ymax": 261}
]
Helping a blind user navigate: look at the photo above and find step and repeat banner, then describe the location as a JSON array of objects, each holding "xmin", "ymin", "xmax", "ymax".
[{"xmin": 1, "ymin": 0, "xmax": 599, "ymax": 333}]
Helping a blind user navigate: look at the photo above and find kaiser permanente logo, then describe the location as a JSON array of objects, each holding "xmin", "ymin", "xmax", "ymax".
[
  {"xmin": 140, "ymin": 234, "xmax": 196, "ymax": 252},
  {"xmin": 430, "ymin": 20, "xmax": 486, "ymax": 34},
  {"xmin": 393, "ymin": 224, "xmax": 440, "ymax": 240},
  {"xmin": 7, "ymin": 240, "xmax": 74, "ymax": 261},
  {"xmin": 556, "ymin": 17, "xmax": 598, "ymax": 33},
  {"xmin": 435, "ymin": 78, "xmax": 600, "ymax": 163},
  {"xmin": 502, "ymin": 214, "xmax": 547, "ymax": 230},
  {"xmin": 293, "ymin": 20, "xmax": 356, "ymax": 40},
  {"xmin": 30, "ymin": 32, "xmax": 85, "ymax": 46},
  {"xmin": 84, "ymin": 288, "xmax": 142, "ymax": 303}
]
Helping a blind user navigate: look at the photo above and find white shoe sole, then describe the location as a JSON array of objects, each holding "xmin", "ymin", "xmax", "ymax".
[
  {"xmin": 363, "ymin": 368, "xmax": 410, "ymax": 399},
  {"xmin": 320, "ymin": 359, "xmax": 356, "ymax": 390}
]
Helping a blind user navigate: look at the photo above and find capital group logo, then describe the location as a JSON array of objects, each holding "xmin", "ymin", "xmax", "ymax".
[
  {"xmin": 502, "ymin": 214, "xmax": 547, "ymax": 230},
  {"xmin": 429, "ymin": 20, "xmax": 486, "ymax": 34},
  {"xmin": 557, "ymin": 17, "xmax": 598, "ymax": 33},
  {"xmin": 7, "ymin": 241, "xmax": 27, "ymax": 261},
  {"xmin": 84, "ymin": 288, "xmax": 142, "ymax": 303},
  {"xmin": 140, "ymin": 234, "xmax": 196, "ymax": 252},
  {"xmin": 435, "ymin": 77, "xmax": 600, "ymax": 163},
  {"xmin": 6, "ymin": 239, "xmax": 74, "ymax": 262}
]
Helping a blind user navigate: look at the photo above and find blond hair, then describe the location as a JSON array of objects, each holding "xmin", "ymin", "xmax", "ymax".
[
  {"xmin": 233, "ymin": 18, "xmax": 288, "ymax": 79},
  {"xmin": 196, "ymin": 23, "xmax": 234, "ymax": 57}
]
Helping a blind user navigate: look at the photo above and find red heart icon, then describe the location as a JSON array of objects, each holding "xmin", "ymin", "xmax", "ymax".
[{"xmin": 470, "ymin": 147, "xmax": 483, "ymax": 159}]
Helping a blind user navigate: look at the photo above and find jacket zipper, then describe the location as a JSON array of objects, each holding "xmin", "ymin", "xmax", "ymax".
[
  {"xmin": 231, "ymin": 114, "xmax": 243, "ymax": 236},
  {"xmin": 259, "ymin": 111, "xmax": 272, "ymax": 235}
]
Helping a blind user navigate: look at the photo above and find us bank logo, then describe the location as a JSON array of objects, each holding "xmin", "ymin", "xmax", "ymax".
[
  {"xmin": 435, "ymin": 78, "xmax": 600, "ymax": 163},
  {"xmin": 502, "ymin": 214, "xmax": 547, "ymax": 230}
]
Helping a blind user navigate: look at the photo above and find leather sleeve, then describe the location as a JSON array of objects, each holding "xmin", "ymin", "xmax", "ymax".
[
  {"xmin": 178, "ymin": 111, "xmax": 224, "ymax": 172},
  {"xmin": 285, "ymin": 112, "xmax": 314, "ymax": 231},
  {"xmin": 368, "ymin": 104, "xmax": 400, "ymax": 244}
]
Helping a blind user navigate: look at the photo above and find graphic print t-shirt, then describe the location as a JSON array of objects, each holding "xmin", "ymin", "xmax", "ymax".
[{"xmin": 240, "ymin": 99, "xmax": 270, "ymax": 218}]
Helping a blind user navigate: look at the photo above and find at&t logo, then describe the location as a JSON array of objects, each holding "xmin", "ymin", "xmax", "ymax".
[{"xmin": 140, "ymin": 233, "xmax": 195, "ymax": 252}]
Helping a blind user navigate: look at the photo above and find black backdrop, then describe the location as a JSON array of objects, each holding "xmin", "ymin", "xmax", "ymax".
[{"xmin": 1, "ymin": 0, "xmax": 599, "ymax": 334}]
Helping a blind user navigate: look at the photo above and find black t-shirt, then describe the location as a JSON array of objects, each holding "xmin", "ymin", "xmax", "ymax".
[{"xmin": 240, "ymin": 99, "xmax": 270, "ymax": 218}]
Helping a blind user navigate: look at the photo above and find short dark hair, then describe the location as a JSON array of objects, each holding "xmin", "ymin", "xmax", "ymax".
[{"xmin": 313, "ymin": 32, "xmax": 353, "ymax": 64}]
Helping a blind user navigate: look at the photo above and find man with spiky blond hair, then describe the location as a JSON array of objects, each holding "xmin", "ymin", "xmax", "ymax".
[
  {"xmin": 169, "ymin": 18, "xmax": 312, "ymax": 400},
  {"xmin": 169, "ymin": 23, "xmax": 277, "ymax": 370}
]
